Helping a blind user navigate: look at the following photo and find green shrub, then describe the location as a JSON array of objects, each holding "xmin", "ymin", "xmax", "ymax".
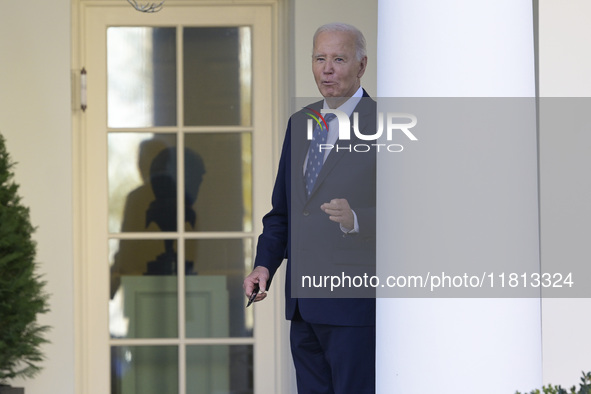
[
  {"xmin": 516, "ymin": 371, "xmax": 591, "ymax": 394},
  {"xmin": 0, "ymin": 133, "xmax": 50, "ymax": 384}
]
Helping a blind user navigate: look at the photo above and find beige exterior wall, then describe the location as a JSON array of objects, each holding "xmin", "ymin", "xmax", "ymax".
[
  {"xmin": 539, "ymin": 0, "xmax": 591, "ymax": 388},
  {"xmin": 0, "ymin": 0, "xmax": 75, "ymax": 392}
]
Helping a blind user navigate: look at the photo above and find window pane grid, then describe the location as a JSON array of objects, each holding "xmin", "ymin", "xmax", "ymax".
[
  {"xmin": 108, "ymin": 232, "xmax": 256, "ymax": 239},
  {"xmin": 106, "ymin": 127, "xmax": 254, "ymax": 135},
  {"xmin": 109, "ymin": 338, "xmax": 256, "ymax": 346},
  {"xmin": 107, "ymin": 22, "xmax": 255, "ymax": 394}
]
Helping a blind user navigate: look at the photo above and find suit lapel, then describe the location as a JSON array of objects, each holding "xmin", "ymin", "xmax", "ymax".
[
  {"xmin": 291, "ymin": 109, "xmax": 315, "ymax": 205},
  {"xmin": 310, "ymin": 141, "xmax": 345, "ymax": 197},
  {"xmin": 306, "ymin": 93, "xmax": 375, "ymax": 201}
]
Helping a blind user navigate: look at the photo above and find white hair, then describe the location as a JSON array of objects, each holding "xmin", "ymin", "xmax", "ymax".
[{"xmin": 313, "ymin": 22, "xmax": 367, "ymax": 61}]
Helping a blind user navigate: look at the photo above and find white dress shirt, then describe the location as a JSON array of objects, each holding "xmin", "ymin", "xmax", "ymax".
[{"xmin": 304, "ymin": 86, "xmax": 364, "ymax": 233}]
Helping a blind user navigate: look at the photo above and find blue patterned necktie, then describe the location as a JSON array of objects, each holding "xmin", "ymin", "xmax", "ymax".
[{"xmin": 305, "ymin": 113, "xmax": 336, "ymax": 196}]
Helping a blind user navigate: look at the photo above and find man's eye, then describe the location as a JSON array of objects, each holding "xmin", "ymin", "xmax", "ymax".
[{"xmin": 335, "ymin": 58, "xmax": 344, "ymax": 62}]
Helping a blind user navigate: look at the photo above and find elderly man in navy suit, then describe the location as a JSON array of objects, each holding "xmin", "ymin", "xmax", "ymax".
[{"xmin": 244, "ymin": 22, "xmax": 376, "ymax": 393}]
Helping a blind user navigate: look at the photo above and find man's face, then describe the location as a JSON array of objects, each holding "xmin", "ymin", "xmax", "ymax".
[{"xmin": 312, "ymin": 30, "xmax": 367, "ymax": 107}]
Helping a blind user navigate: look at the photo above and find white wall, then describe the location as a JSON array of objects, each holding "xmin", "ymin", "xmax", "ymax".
[
  {"xmin": 0, "ymin": 1, "xmax": 75, "ymax": 393},
  {"xmin": 539, "ymin": 0, "xmax": 591, "ymax": 388}
]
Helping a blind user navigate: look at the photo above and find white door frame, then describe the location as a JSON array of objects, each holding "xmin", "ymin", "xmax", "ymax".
[{"xmin": 71, "ymin": 1, "xmax": 291, "ymax": 393}]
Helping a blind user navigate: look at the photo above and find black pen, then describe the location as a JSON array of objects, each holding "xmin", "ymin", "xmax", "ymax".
[{"xmin": 246, "ymin": 284, "xmax": 259, "ymax": 307}]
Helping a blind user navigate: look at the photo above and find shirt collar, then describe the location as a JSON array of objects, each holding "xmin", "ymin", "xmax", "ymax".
[{"xmin": 322, "ymin": 86, "xmax": 364, "ymax": 117}]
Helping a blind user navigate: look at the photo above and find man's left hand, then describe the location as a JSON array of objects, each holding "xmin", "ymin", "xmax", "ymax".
[{"xmin": 321, "ymin": 198, "xmax": 354, "ymax": 231}]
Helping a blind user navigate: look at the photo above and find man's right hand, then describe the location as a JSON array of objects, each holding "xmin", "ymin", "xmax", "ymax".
[{"xmin": 243, "ymin": 266, "xmax": 269, "ymax": 303}]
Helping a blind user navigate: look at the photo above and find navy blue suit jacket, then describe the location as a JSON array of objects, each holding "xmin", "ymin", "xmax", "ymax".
[{"xmin": 254, "ymin": 90, "xmax": 376, "ymax": 326}]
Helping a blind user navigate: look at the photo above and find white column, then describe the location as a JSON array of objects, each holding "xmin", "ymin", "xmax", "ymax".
[{"xmin": 376, "ymin": 1, "xmax": 542, "ymax": 393}]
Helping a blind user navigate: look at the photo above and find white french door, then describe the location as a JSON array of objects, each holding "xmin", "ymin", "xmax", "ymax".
[{"xmin": 74, "ymin": 2, "xmax": 283, "ymax": 393}]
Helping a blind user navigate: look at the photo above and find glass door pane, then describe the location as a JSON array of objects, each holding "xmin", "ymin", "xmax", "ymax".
[
  {"xmin": 108, "ymin": 133, "xmax": 177, "ymax": 234},
  {"xmin": 184, "ymin": 238, "xmax": 253, "ymax": 338},
  {"xmin": 186, "ymin": 345, "xmax": 253, "ymax": 394},
  {"xmin": 107, "ymin": 27, "xmax": 177, "ymax": 128},
  {"xmin": 112, "ymin": 346, "xmax": 179, "ymax": 394},
  {"xmin": 106, "ymin": 23, "xmax": 255, "ymax": 394},
  {"xmin": 183, "ymin": 27, "xmax": 251, "ymax": 126},
  {"xmin": 185, "ymin": 132, "xmax": 252, "ymax": 232}
]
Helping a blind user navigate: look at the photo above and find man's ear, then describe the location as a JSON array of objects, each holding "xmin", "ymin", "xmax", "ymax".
[{"xmin": 357, "ymin": 56, "xmax": 368, "ymax": 78}]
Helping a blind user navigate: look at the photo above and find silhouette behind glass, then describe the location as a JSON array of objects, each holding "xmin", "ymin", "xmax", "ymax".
[{"xmin": 145, "ymin": 146, "xmax": 205, "ymax": 275}]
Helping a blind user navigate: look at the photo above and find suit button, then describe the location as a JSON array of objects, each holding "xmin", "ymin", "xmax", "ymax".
[{"xmin": 303, "ymin": 210, "xmax": 310, "ymax": 216}]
